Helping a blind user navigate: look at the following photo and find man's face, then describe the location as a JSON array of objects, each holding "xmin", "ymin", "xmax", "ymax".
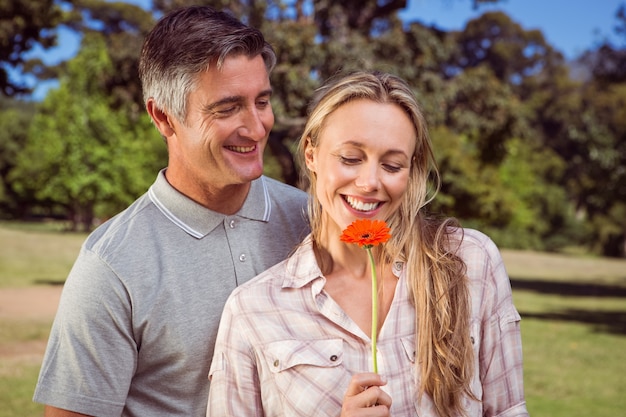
[{"xmin": 166, "ymin": 54, "xmax": 274, "ymax": 196}]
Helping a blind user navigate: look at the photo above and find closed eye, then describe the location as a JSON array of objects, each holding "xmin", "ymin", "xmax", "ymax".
[
  {"xmin": 256, "ymin": 99, "xmax": 271, "ymax": 109},
  {"xmin": 215, "ymin": 106, "xmax": 238, "ymax": 116},
  {"xmin": 339, "ymin": 156, "xmax": 361, "ymax": 165},
  {"xmin": 382, "ymin": 164, "xmax": 402, "ymax": 173}
]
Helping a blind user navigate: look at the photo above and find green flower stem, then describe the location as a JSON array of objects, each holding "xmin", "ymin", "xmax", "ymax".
[{"xmin": 366, "ymin": 246, "xmax": 378, "ymax": 373}]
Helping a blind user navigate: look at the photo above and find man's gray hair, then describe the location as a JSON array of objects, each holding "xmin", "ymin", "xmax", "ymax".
[{"xmin": 139, "ymin": 6, "xmax": 276, "ymax": 123}]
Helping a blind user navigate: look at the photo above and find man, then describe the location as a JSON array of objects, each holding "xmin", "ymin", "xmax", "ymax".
[{"xmin": 33, "ymin": 6, "xmax": 309, "ymax": 417}]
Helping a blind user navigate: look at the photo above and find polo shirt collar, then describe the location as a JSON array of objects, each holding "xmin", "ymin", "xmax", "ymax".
[{"xmin": 148, "ymin": 169, "xmax": 271, "ymax": 239}]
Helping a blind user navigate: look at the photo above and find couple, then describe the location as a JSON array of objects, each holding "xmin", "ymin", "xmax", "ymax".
[{"xmin": 34, "ymin": 6, "xmax": 529, "ymax": 417}]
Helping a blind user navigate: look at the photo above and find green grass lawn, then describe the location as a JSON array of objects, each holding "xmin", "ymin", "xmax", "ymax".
[
  {"xmin": 0, "ymin": 221, "xmax": 86, "ymax": 287},
  {"xmin": 1, "ymin": 222, "xmax": 625, "ymax": 417},
  {"xmin": 0, "ymin": 318, "xmax": 50, "ymax": 417},
  {"xmin": 503, "ymin": 249, "xmax": 626, "ymax": 417}
]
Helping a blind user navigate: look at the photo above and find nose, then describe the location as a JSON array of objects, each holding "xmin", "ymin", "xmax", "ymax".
[
  {"xmin": 240, "ymin": 107, "xmax": 272, "ymax": 142},
  {"xmin": 354, "ymin": 162, "xmax": 380, "ymax": 192}
]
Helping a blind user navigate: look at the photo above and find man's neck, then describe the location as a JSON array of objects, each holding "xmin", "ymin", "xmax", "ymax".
[{"xmin": 164, "ymin": 169, "xmax": 253, "ymax": 215}]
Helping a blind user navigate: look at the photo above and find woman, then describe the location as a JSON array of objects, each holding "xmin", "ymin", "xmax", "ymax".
[{"xmin": 207, "ymin": 71, "xmax": 529, "ymax": 417}]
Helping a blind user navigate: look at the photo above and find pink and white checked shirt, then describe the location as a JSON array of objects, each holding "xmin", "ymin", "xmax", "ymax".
[{"xmin": 207, "ymin": 228, "xmax": 529, "ymax": 416}]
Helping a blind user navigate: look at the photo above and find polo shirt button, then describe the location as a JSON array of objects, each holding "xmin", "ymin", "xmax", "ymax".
[
  {"xmin": 330, "ymin": 355, "xmax": 338, "ymax": 361},
  {"xmin": 239, "ymin": 254, "xmax": 246, "ymax": 262},
  {"xmin": 229, "ymin": 219, "xmax": 236, "ymax": 228}
]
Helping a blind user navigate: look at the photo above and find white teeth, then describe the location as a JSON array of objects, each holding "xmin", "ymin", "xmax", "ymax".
[
  {"xmin": 228, "ymin": 146, "xmax": 255, "ymax": 153},
  {"xmin": 345, "ymin": 196, "xmax": 379, "ymax": 212}
]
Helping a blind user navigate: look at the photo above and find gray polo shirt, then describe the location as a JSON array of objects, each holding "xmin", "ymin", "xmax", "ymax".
[{"xmin": 34, "ymin": 170, "xmax": 309, "ymax": 417}]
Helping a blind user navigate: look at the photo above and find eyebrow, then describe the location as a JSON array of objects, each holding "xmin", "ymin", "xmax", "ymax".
[
  {"xmin": 202, "ymin": 89, "xmax": 273, "ymax": 114},
  {"xmin": 341, "ymin": 140, "xmax": 411, "ymax": 159}
]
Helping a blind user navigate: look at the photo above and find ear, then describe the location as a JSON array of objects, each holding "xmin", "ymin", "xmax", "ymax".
[
  {"xmin": 146, "ymin": 98, "xmax": 176, "ymax": 138},
  {"xmin": 304, "ymin": 137, "xmax": 316, "ymax": 172}
]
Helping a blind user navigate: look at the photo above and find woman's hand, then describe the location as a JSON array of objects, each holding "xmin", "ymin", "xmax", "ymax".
[{"xmin": 340, "ymin": 373, "xmax": 392, "ymax": 416}]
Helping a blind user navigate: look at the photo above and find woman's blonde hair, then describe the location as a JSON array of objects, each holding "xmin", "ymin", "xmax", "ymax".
[{"xmin": 297, "ymin": 71, "xmax": 476, "ymax": 417}]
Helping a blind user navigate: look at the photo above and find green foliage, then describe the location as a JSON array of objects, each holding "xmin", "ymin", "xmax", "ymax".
[
  {"xmin": 451, "ymin": 11, "xmax": 559, "ymax": 88},
  {"xmin": 442, "ymin": 65, "xmax": 527, "ymax": 164},
  {"xmin": 9, "ymin": 34, "xmax": 166, "ymax": 230},
  {"xmin": 69, "ymin": 0, "xmax": 155, "ymax": 115},
  {"xmin": 494, "ymin": 138, "xmax": 582, "ymax": 251},
  {"xmin": 1, "ymin": 0, "xmax": 625, "ymax": 255},
  {"xmin": 266, "ymin": 19, "xmax": 321, "ymax": 120},
  {"xmin": 0, "ymin": 99, "xmax": 36, "ymax": 217},
  {"xmin": 431, "ymin": 126, "xmax": 514, "ymax": 227},
  {"xmin": 0, "ymin": 0, "xmax": 64, "ymax": 95}
]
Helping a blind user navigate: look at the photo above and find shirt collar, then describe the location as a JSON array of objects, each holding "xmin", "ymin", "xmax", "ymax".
[
  {"xmin": 148, "ymin": 169, "xmax": 271, "ymax": 239},
  {"xmin": 282, "ymin": 235, "xmax": 324, "ymax": 289},
  {"xmin": 281, "ymin": 235, "xmax": 405, "ymax": 289}
]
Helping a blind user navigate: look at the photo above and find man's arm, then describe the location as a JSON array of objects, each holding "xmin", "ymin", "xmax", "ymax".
[{"xmin": 44, "ymin": 406, "xmax": 93, "ymax": 417}]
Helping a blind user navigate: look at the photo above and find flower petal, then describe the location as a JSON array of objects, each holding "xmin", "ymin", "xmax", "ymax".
[{"xmin": 340, "ymin": 219, "xmax": 391, "ymax": 248}]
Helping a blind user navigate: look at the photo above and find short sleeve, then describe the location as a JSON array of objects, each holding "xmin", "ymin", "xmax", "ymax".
[{"xmin": 33, "ymin": 248, "xmax": 135, "ymax": 417}]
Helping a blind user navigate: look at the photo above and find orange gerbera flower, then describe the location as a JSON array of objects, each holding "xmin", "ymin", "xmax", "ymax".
[
  {"xmin": 340, "ymin": 219, "xmax": 391, "ymax": 249},
  {"xmin": 340, "ymin": 219, "xmax": 392, "ymax": 373}
]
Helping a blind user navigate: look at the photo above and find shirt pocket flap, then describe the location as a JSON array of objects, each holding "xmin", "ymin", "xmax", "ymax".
[{"xmin": 262, "ymin": 339, "xmax": 343, "ymax": 373}]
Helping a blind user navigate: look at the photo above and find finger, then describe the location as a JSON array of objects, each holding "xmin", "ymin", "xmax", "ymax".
[
  {"xmin": 344, "ymin": 373, "xmax": 387, "ymax": 397},
  {"xmin": 341, "ymin": 374, "xmax": 390, "ymax": 417},
  {"xmin": 361, "ymin": 385, "xmax": 392, "ymax": 407},
  {"xmin": 371, "ymin": 386, "xmax": 392, "ymax": 409}
]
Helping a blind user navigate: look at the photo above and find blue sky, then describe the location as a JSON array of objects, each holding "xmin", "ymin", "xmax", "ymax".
[{"xmin": 20, "ymin": 0, "xmax": 626, "ymax": 100}]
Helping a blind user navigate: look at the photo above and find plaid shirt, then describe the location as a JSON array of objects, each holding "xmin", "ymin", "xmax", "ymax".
[{"xmin": 207, "ymin": 229, "xmax": 529, "ymax": 417}]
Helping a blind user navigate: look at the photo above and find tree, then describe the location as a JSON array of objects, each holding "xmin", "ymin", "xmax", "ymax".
[
  {"xmin": 10, "ymin": 33, "xmax": 166, "ymax": 231},
  {"xmin": 0, "ymin": 97, "xmax": 36, "ymax": 217},
  {"xmin": 12, "ymin": 0, "xmax": 625, "ymax": 256},
  {"xmin": 61, "ymin": 0, "xmax": 156, "ymax": 117},
  {"xmin": 441, "ymin": 65, "xmax": 527, "ymax": 164},
  {"xmin": 576, "ymin": 82, "xmax": 626, "ymax": 256},
  {"xmin": 450, "ymin": 11, "xmax": 560, "ymax": 91},
  {"xmin": 0, "ymin": 0, "xmax": 64, "ymax": 96},
  {"xmin": 582, "ymin": 4, "xmax": 626, "ymax": 85}
]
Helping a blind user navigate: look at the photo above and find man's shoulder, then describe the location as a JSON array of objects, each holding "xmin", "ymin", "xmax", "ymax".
[
  {"xmin": 261, "ymin": 176, "xmax": 308, "ymax": 205},
  {"xmin": 83, "ymin": 192, "xmax": 155, "ymax": 251},
  {"xmin": 262, "ymin": 176, "xmax": 305, "ymax": 195}
]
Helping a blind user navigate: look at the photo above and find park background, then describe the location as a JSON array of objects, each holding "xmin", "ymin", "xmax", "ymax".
[{"xmin": 0, "ymin": 0, "xmax": 625, "ymax": 416}]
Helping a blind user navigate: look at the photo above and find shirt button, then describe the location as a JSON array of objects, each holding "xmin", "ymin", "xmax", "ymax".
[
  {"xmin": 273, "ymin": 360, "xmax": 279, "ymax": 367},
  {"xmin": 330, "ymin": 355, "xmax": 338, "ymax": 362},
  {"xmin": 239, "ymin": 254, "xmax": 246, "ymax": 262},
  {"xmin": 229, "ymin": 219, "xmax": 236, "ymax": 228}
]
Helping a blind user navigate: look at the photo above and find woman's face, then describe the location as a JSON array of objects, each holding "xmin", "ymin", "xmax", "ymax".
[{"xmin": 305, "ymin": 99, "xmax": 416, "ymax": 236}]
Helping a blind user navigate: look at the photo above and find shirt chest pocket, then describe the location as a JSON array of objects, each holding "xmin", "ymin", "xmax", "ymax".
[
  {"xmin": 261, "ymin": 338, "xmax": 344, "ymax": 373},
  {"xmin": 258, "ymin": 339, "xmax": 349, "ymax": 416}
]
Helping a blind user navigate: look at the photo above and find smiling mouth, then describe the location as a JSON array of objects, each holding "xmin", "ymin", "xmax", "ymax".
[
  {"xmin": 226, "ymin": 145, "xmax": 256, "ymax": 153},
  {"xmin": 344, "ymin": 195, "xmax": 381, "ymax": 212}
]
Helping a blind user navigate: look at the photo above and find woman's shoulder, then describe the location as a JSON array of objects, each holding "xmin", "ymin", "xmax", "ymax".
[
  {"xmin": 455, "ymin": 228, "xmax": 502, "ymax": 261},
  {"xmin": 454, "ymin": 228, "xmax": 509, "ymax": 286}
]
